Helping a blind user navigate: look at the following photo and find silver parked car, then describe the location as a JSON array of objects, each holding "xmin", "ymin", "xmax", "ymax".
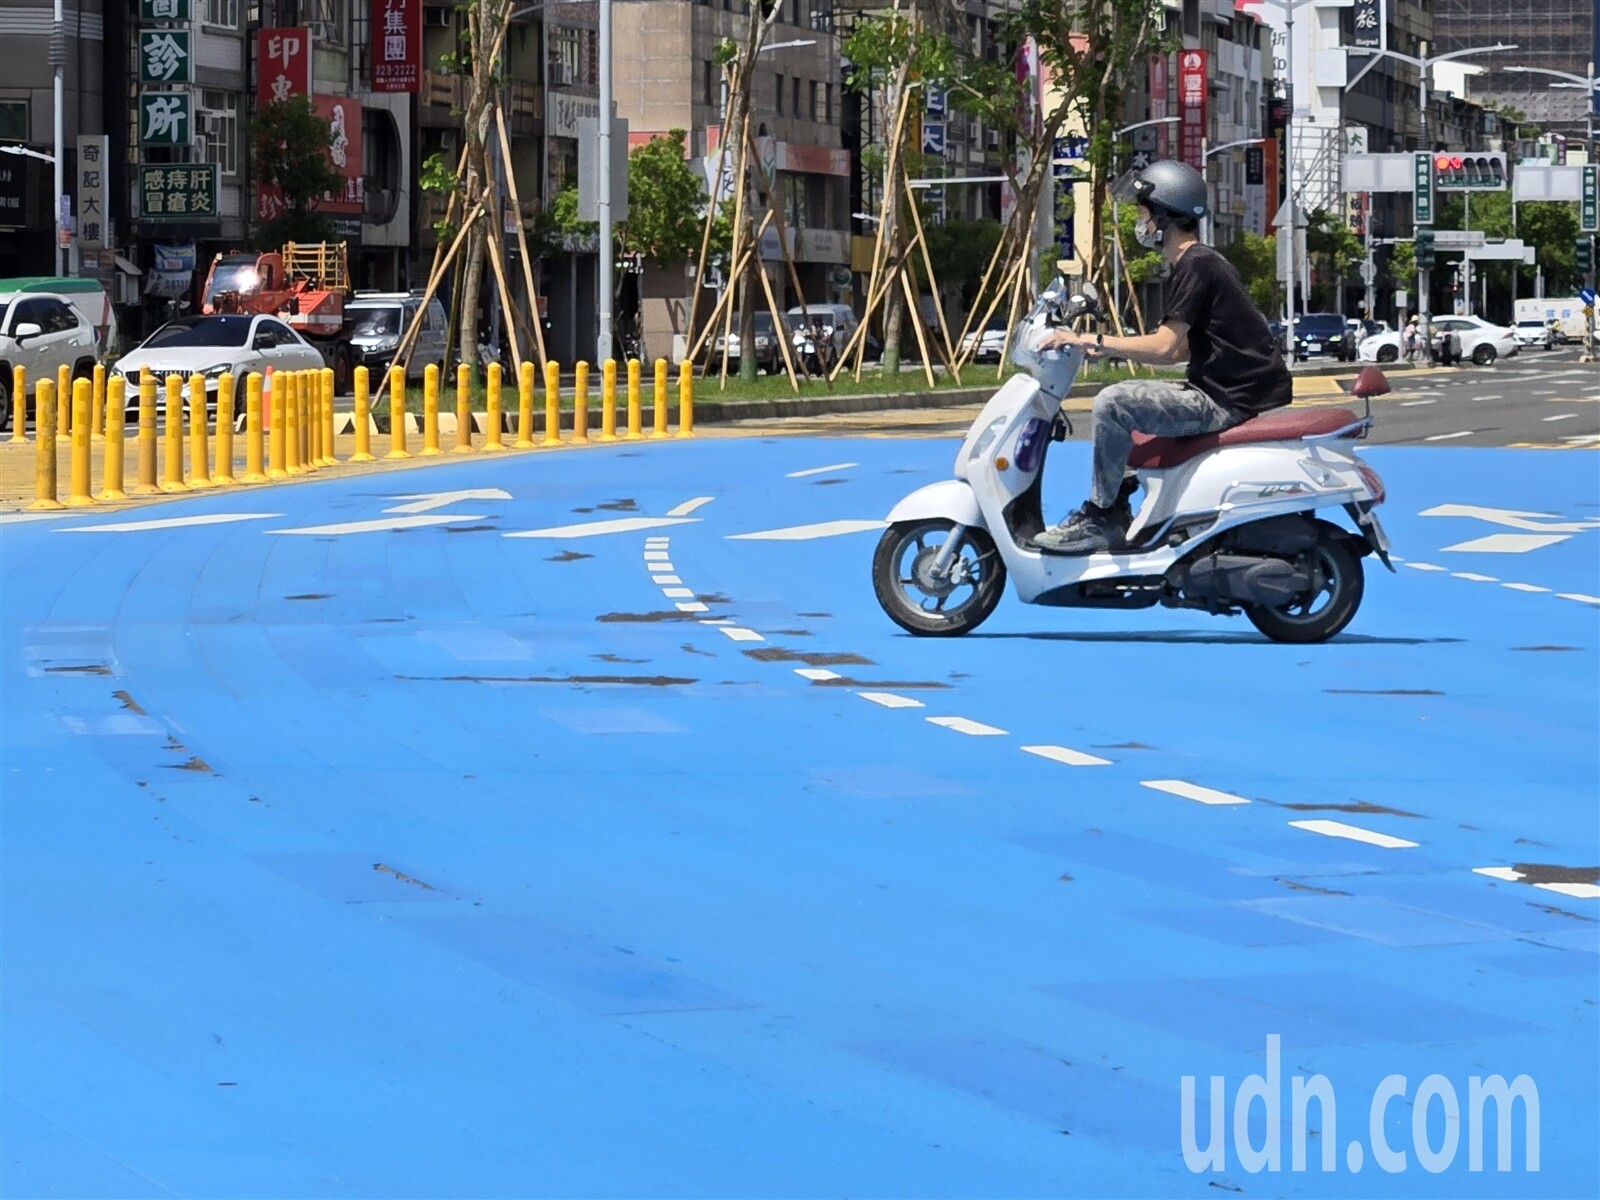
[{"xmin": 347, "ymin": 291, "xmax": 449, "ymax": 381}]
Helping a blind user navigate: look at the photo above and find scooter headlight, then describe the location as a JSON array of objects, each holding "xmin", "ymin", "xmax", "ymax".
[{"xmin": 968, "ymin": 415, "xmax": 1009, "ymax": 462}]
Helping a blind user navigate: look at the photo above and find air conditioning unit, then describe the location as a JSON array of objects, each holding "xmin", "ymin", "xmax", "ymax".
[
  {"xmin": 197, "ymin": 110, "xmax": 223, "ymax": 137},
  {"xmin": 968, "ymin": 122, "xmax": 980, "ymax": 141},
  {"xmin": 985, "ymin": 129, "xmax": 1000, "ymax": 150},
  {"xmin": 424, "ymin": 7, "xmax": 451, "ymax": 28}
]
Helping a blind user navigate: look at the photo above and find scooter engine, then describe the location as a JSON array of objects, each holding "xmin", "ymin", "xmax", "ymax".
[{"xmin": 1182, "ymin": 553, "xmax": 1311, "ymax": 610}]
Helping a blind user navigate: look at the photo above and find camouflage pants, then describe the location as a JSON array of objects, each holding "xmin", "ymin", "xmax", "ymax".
[{"xmin": 1090, "ymin": 379, "xmax": 1239, "ymax": 508}]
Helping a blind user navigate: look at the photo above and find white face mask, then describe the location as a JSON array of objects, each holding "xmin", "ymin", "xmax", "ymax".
[{"xmin": 1134, "ymin": 216, "xmax": 1162, "ymax": 250}]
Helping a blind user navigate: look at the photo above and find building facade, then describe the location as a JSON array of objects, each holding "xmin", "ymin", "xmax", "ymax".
[{"xmin": 1436, "ymin": 0, "xmax": 1597, "ymax": 132}]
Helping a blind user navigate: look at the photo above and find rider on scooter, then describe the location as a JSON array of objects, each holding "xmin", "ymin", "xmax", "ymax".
[{"xmin": 1032, "ymin": 160, "xmax": 1293, "ymax": 554}]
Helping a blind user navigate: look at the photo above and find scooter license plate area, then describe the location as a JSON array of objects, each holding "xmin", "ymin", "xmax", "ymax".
[{"xmin": 1362, "ymin": 511, "xmax": 1391, "ymax": 554}]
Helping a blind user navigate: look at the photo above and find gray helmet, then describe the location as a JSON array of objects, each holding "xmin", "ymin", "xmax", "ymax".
[{"xmin": 1125, "ymin": 160, "xmax": 1210, "ymax": 222}]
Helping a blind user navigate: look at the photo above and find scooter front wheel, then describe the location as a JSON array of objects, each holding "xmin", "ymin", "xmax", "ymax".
[{"xmin": 873, "ymin": 520, "xmax": 1006, "ymax": 637}]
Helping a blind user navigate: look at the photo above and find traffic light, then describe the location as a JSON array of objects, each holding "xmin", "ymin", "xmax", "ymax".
[
  {"xmin": 1415, "ymin": 228, "xmax": 1436, "ymax": 269},
  {"xmin": 1577, "ymin": 235, "xmax": 1594, "ymax": 274},
  {"xmin": 1433, "ymin": 152, "xmax": 1508, "ymax": 191}
]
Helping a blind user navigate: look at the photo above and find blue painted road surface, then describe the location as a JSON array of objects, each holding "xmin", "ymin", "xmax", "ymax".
[{"xmin": 2, "ymin": 438, "xmax": 1596, "ymax": 1197}]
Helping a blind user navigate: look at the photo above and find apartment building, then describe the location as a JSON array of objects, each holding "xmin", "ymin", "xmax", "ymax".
[{"xmin": 1437, "ymin": 0, "xmax": 1597, "ymax": 133}]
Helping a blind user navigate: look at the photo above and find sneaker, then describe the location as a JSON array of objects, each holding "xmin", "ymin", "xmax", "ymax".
[{"xmin": 1034, "ymin": 500, "xmax": 1126, "ymax": 555}]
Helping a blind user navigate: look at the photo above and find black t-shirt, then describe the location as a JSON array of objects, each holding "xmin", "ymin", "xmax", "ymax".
[{"xmin": 1162, "ymin": 244, "xmax": 1292, "ymax": 416}]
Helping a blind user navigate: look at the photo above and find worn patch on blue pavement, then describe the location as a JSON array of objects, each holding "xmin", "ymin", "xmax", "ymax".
[
  {"xmin": 57, "ymin": 711, "xmax": 167, "ymax": 737},
  {"xmin": 1009, "ymin": 830, "xmax": 1281, "ymax": 902},
  {"xmin": 1476, "ymin": 946, "xmax": 1599, "ymax": 977},
  {"xmin": 1238, "ymin": 894, "xmax": 1517, "ymax": 947},
  {"xmin": 416, "ymin": 628, "xmax": 537, "ymax": 662},
  {"xmin": 1135, "ymin": 902, "xmax": 1346, "ymax": 947},
  {"xmin": 393, "ymin": 914, "xmax": 753, "ymax": 1016},
  {"xmin": 252, "ymin": 853, "xmax": 460, "ymax": 903},
  {"xmin": 809, "ymin": 767, "xmax": 980, "ymax": 799},
  {"xmin": 1042, "ymin": 972, "xmax": 1531, "ymax": 1050},
  {"xmin": 852, "ymin": 1031, "xmax": 1173, "ymax": 1149},
  {"xmin": 536, "ymin": 707, "xmax": 689, "ymax": 734}
]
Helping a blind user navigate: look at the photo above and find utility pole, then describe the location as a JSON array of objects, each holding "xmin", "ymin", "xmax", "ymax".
[
  {"xmin": 596, "ymin": 0, "xmax": 613, "ymax": 369},
  {"xmin": 52, "ymin": 0, "xmax": 64, "ymax": 276}
]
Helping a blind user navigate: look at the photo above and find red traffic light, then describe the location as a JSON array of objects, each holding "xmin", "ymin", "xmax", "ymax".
[
  {"xmin": 1434, "ymin": 155, "xmax": 1452, "ymax": 170},
  {"xmin": 1450, "ymin": 156, "xmax": 1464, "ymax": 169}
]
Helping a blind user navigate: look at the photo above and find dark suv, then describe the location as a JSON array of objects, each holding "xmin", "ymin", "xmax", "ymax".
[{"xmin": 1291, "ymin": 313, "xmax": 1357, "ymax": 362}]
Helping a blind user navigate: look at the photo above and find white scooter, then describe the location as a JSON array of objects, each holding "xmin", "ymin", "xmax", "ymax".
[{"xmin": 872, "ymin": 277, "xmax": 1394, "ymax": 644}]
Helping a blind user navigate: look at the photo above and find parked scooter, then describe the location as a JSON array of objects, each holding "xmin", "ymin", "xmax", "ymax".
[{"xmin": 872, "ymin": 276, "xmax": 1394, "ymax": 644}]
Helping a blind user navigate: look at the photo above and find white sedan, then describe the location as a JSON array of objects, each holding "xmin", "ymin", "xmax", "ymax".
[
  {"xmin": 115, "ymin": 314, "xmax": 326, "ymax": 411},
  {"xmin": 1358, "ymin": 315, "xmax": 1518, "ymax": 366}
]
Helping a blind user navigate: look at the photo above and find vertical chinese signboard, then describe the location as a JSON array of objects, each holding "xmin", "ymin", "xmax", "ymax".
[
  {"xmin": 1351, "ymin": 0, "xmax": 1381, "ymax": 52},
  {"xmin": 314, "ymin": 95, "xmax": 365, "ymax": 214},
  {"xmin": 257, "ymin": 28, "xmax": 313, "ymax": 106},
  {"xmin": 1178, "ymin": 49, "xmax": 1206, "ymax": 170},
  {"xmin": 76, "ymin": 135, "xmax": 109, "ymax": 249},
  {"xmin": 371, "ymin": 0, "xmax": 422, "ymax": 93}
]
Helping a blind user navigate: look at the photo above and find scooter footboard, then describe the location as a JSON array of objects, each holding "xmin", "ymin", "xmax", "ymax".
[{"xmin": 885, "ymin": 480, "xmax": 985, "ymax": 529}]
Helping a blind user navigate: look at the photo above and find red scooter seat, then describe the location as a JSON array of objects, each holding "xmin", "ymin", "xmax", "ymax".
[{"xmin": 1128, "ymin": 406, "xmax": 1362, "ymax": 470}]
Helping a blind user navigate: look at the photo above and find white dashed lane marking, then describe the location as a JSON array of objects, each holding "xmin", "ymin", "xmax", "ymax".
[
  {"xmin": 1404, "ymin": 562, "xmax": 1448, "ymax": 572},
  {"xmin": 1141, "ymin": 779, "xmax": 1251, "ymax": 806},
  {"xmin": 859, "ymin": 692, "xmax": 924, "ymax": 709},
  {"xmin": 1502, "ymin": 582, "xmax": 1551, "ymax": 593},
  {"xmin": 1021, "ymin": 744, "xmax": 1112, "ymax": 767},
  {"xmin": 786, "ymin": 462, "xmax": 860, "ymax": 478},
  {"xmin": 1544, "ymin": 413, "xmax": 1579, "ymax": 422},
  {"xmin": 676, "ymin": 601, "xmax": 710, "ymax": 613},
  {"xmin": 1450, "ymin": 572, "xmax": 1499, "ymax": 582},
  {"xmin": 718, "ymin": 627, "xmax": 765, "ymax": 643},
  {"xmin": 1289, "ymin": 819, "xmax": 1418, "ymax": 849},
  {"xmin": 1423, "ymin": 431, "xmax": 1475, "ymax": 442},
  {"xmin": 1474, "ymin": 867, "xmax": 1600, "ymax": 901},
  {"xmin": 651, "ymin": 574, "xmax": 682, "ymax": 585},
  {"xmin": 794, "ymin": 668, "xmax": 842, "ymax": 681},
  {"xmin": 1557, "ymin": 593, "xmax": 1600, "ymax": 605},
  {"xmin": 727, "ymin": 519, "xmax": 888, "ymax": 541},
  {"xmin": 927, "ymin": 716, "xmax": 1007, "ymax": 736}
]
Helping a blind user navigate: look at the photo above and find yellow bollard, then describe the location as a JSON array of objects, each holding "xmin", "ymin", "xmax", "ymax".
[
  {"xmin": 653, "ymin": 358, "xmax": 668, "ymax": 438},
  {"xmin": 386, "ymin": 366, "xmax": 411, "ymax": 459},
  {"xmin": 57, "ymin": 364, "xmax": 70, "ymax": 435},
  {"xmin": 599, "ymin": 359, "xmax": 618, "ymax": 442},
  {"xmin": 213, "ymin": 373, "xmax": 237, "ymax": 485},
  {"xmin": 161, "ymin": 375, "xmax": 188, "ymax": 492},
  {"xmin": 298, "ymin": 370, "xmax": 314, "ymax": 471},
  {"xmin": 484, "ymin": 362, "xmax": 505, "ymax": 451},
  {"xmin": 626, "ymin": 359, "xmax": 642, "ymax": 438},
  {"xmin": 28, "ymin": 380, "xmax": 61, "ymax": 510},
  {"xmin": 8, "ymin": 363, "xmax": 25, "ymax": 442},
  {"xmin": 453, "ymin": 362, "xmax": 475, "ymax": 453},
  {"xmin": 286, "ymin": 371, "xmax": 304, "ymax": 475},
  {"xmin": 133, "ymin": 370, "xmax": 158, "ymax": 494},
  {"xmin": 101, "ymin": 377, "xmax": 127, "ymax": 500},
  {"xmin": 351, "ymin": 366, "xmax": 374, "ymax": 461},
  {"xmin": 91, "ymin": 363, "xmax": 106, "ymax": 440},
  {"xmin": 268, "ymin": 371, "xmax": 288, "ymax": 478},
  {"xmin": 188, "ymin": 374, "xmax": 214, "ymax": 487},
  {"xmin": 243, "ymin": 372, "xmax": 267, "ymax": 482},
  {"xmin": 321, "ymin": 367, "xmax": 337, "ymax": 465},
  {"xmin": 677, "ymin": 359, "xmax": 694, "ymax": 437},
  {"xmin": 516, "ymin": 360, "xmax": 535, "ymax": 448},
  {"xmin": 66, "ymin": 379, "xmax": 94, "ymax": 506},
  {"xmin": 543, "ymin": 360, "xmax": 562, "ymax": 446},
  {"xmin": 306, "ymin": 371, "xmax": 322, "ymax": 466},
  {"xmin": 422, "ymin": 363, "xmax": 442, "ymax": 455},
  {"xmin": 572, "ymin": 361, "xmax": 590, "ymax": 444}
]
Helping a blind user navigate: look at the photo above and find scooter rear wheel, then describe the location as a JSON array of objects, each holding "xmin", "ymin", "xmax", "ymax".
[
  {"xmin": 1244, "ymin": 535, "xmax": 1364, "ymax": 644},
  {"xmin": 873, "ymin": 520, "xmax": 1006, "ymax": 637}
]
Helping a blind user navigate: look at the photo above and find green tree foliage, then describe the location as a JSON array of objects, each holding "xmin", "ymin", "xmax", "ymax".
[
  {"xmin": 1222, "ymin": 231, "xmax": 1282, "ymax": 316},
  {"xmin": 250, "ymin": 96, "xmax": 344, "ymax": 248},
  {"xmin": 1435, "ymin": 191, "xmax": 1581, "ymax": 294},
  {"xmin": 618, "ymin": 131, "xmax": 713, "ymax": 270},
  {"xmin": 915, "ymin": 217, "xmax": 1004, "ymax": 305},
  {"xmin": 1306, "ymin": 208, "xmax": 1363, "ymax": 277}
]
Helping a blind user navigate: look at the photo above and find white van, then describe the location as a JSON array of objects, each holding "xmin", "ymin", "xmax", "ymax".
[
  {"xmin": 0, "ymin": 277, "xmax": 117, "ymax": 357},
  {"xmin": 786, "ymin": 303, "xmax": 859, "ymax": 360},
  {"xmin": 0, "ymin": 279, "xmax": 107, "ymax": 431}
]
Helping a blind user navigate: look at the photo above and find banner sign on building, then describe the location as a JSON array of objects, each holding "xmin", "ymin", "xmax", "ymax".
[
  {"xmin": 140, "ymin": 92, "xmax": 191, "ymax": 145},
  {"xmin": 371, "ymin": 0, "xmax": 422, "ymax": 93},
  {"xmin": 1178, "ymin": 49, "xmax": 1206, "ymax": 170},
  {"xmin": 1351, "ymin": 0, "xmax": 1381, "ymax": 52},
  {"xmin": 139, "ymin": 165, "xmax": 217, "ymax": 220},
  {"xmin": 314, "ymin": 95, "xmax": 365, "ymax": 212},
  {"xmin": 257, "ymin": 28, "xmax": 313, "ymax": 106},
  {"xmin": 75, "ymin": 135, "xmax": 110, "ymax": 249},
  {"xmin": 1245, "ymin": 145, "xmax": 1265, "ymax": 186},
  {"xmin": 139, "ymin": 30, "xmax": 192, "ymax": 85}
]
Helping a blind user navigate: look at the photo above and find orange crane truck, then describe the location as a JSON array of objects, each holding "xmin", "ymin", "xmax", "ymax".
[{"xmin": 200, "ymin": 242, "xmax": 357, "ymax": 390}]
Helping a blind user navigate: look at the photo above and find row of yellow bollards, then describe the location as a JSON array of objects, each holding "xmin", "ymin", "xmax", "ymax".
[{"xmin": 22, "ymin": 358, "xmax": 696, "ymax": 511}]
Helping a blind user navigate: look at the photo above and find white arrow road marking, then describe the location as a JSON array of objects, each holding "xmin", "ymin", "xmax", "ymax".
[
  {"xmin": 273, "ymin": 514, "xmax": 487, "ymax": 536},
  {"xmin": 786, "ymin": 462, "xmax": 859, "ymax": 478},
  {"xmin": 505, "ymin": 516, "xmax": 699, "ymax": 539},
  {"xmin": 728, "ymin": 519, "xmax": 888, "ymax": 541},
  {"xmin": 1289, "ymin": 819, "xmax": 1417, "ymax": 849},
  {"xmin": 667, "ymin": 496, "xmax": 716, "ymax": 517},
  {"xmin": 1419, "ymin": 503, "xmax": 1600, "ymax": 534},
  {"xmin": 1021, "ymin": 745, "xmax": 1112, "ymax": 767},
  {"xmin": 386, "ymin": 488, "xmax": 512, "ymax": 514},
  {"xmin": 61, "ymin": 513, "xmax": 283, "ymax": 533},
  {"xmin": 1141, "ymin": 779, "xmax": 1250, "ymax": 806},
  {"xmin": 1440, "ymin": 533, "xmax": 1571, "ymax": 554}
]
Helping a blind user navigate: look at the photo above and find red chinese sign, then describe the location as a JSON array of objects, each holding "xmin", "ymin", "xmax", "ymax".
[
  {"xmin": 1178, "ymin": 49, "xmax": 1207, "ymax": 170},
  {"xmin": 256, "ymin": 95, "xmax": 364, "ymax": 223},
  {"xmin": 370, "ymin": 0, "xmax": 421, "ymax": 93},
  {"xmin": 257, "ymin": 28, "xmax": 312, "ymax": 107}
]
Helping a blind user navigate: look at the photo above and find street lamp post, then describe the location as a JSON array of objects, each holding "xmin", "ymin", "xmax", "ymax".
[
  {"xmin": 1199, "ymin": 137, "xmax": 1263, "ymax": 245},
  {"xmin": 1347, "ymin": 41, "xmax": 1517, "ymax": 351},
  {"xmin": 1503, "ymin": 63, "xmax": 1598, "ymax": 156}
]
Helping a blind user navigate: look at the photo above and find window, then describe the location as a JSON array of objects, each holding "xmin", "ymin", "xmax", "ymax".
[
  {"xmin": 306, "ymin": 0, "xmax": 346, "ymax": 46},
  {"xmin": 13, "ymin": 299, "xmax": 50, "ymax": 331},
  {"xmin": 825, "ymin": 83, "xmax": 833, "ymax": 124},
  {"xmin": 261, "ymin": 319, "xmax": 298, "ymax": 342},
  {"xmin": 45, "ymin": 301, "xmax": 78, "ymax": 333},
  {"xmin": 201, "ymin": 90, "xmax": 238, "ymax": 177},
  {"xmin": 704, "ymin": 60, "xmax": 717, "ymax": 107},
  {"xmin": 203, "ymin": 0, "xmax": 238, "ymax": 28},
  {"xmin": 550, "ymin": 26, "xmax": 583, "ymax": 88},
  {"xmin": 792, "ymin": 77, "xmax": 801, "ymax": 119},
  {"xmin": 810, "ymin": 80, "xmax": 820, "ymax": 122},
  {"xmin": 776, "ymin": 74, "xmax": 784, "ymax": 114}
]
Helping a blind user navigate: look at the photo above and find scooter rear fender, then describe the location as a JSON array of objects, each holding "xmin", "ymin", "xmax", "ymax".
[{"xmin": 885, "ymin": 479, "xmax": 985, "ymax": 529}]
